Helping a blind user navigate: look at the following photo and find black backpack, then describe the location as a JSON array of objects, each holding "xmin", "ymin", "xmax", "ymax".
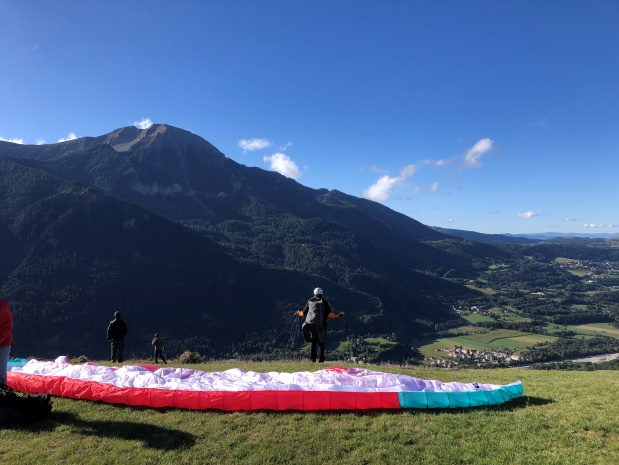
[
  {"xmin": 302, "ymin": 298, "xmax": 326, "ymax": 343},
  {"xmin": 305, "ymin": 298, "xmax": 324, "ymax": 326},
  {"xmin": 0, "ymin": 386, "xmax": 52, "ymax": 419}
]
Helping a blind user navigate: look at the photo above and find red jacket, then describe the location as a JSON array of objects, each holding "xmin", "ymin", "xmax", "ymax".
[{"xmin": 0, "ymin": 298, "xmax": 14, "ymax": 347}]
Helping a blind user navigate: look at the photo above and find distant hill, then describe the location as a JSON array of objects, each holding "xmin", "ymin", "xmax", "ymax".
[
  {"xmin": 0, "ymin": 124, "xmax": 516, "ymax": 360},
  {"xmin": 433, "ymin": 227, "xmax": 619, "ymax": 245},
  {"xmin": 431, "ymin": 227, "xmax": 541, "ymax": 245},
  {"xmin": 505, "ymin": 232, "xmax": 619, "ymax": 240}
]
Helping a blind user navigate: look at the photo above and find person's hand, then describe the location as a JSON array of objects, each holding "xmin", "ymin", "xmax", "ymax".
[{"xmin": 297, "ymin": 311, "xmax": 304, "ymax": 317}]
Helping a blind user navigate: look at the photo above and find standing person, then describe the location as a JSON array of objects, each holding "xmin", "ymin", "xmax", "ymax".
[
  {"xmin": 151, "ymin": 333, "xmax": 167, "ymax": 364},
  {"xmin": 0, "ymin": 298, "xmax": 14, "ymax": 388},
  {"xmin": 107, "ymin": 311, "xmax": 128, "ymax": 363},
  {"xmin": 298, "ymin": 287, "xmax": 343, "ymax": 363}
]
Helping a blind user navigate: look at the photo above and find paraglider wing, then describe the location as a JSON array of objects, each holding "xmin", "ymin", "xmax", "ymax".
[{"xmin": 8, "ymin": 357, "xmax": 523, "ymax": 411}]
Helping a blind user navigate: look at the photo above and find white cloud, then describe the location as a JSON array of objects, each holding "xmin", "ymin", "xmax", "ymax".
[
  {"xmin": 0, "ymin": 136, "xmax": 24, "ymax": 144},
  {"xmin": 263, "ymin": 153, "xmax": 302, "ymax": 179},
  {"xmin": 462, "ymin": 138, "xmax": 493, "ymax": 169},
  {"xmin": 362, "ymin": 138, "xmax": 494, "ymax": 203},
  {"xmin": 134, "ymin": 118, "xmax": 153, "ymax": 130},
  {"xmin": 516, "ymin": 210, "xmax": 540, "ymax": 219},
  {"xmin": 36, "ymin": 139, "xmax": 46, "ymax": 145},
  {"xmin": 57, "ymin": 132, "xmax": 77, "ymax": 142},
  {"xmin": 400, "ymin": 164, "xmax": 416, "ymax": 178},
  {"xmin": 435, "ymin": 158, "xmax": 452, "ymax": 167},
  {"xmin": 279, "ymin": 142, "xmax": 292, "ymax": 151},
  {"xmin": 582, "ymin": 222, "xmax": 619, "ymax": 228},
  {"xmin": 363, "ymin": 164, "xmax": 418, "ymax": 202},
  {"xmin": 239, "ymin": 138, "xmax": 272, "ymax": 152},
  {"xmin": 563, "ymin": 217, "xmax": 580, "ymax": 222},
  {"xmin": 363, "ymin": 175, "xmax": 401, "ymax": 202}
]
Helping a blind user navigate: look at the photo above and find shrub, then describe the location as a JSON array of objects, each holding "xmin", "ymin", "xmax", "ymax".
[{"xmin": 176, "ymin": 351, "xmax": 203, "ymax": 364}]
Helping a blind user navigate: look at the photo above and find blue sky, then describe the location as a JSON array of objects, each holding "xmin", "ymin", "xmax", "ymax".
[{"xmin": 1, "ymin": 1, "xmax": 618, "ymax": 235}]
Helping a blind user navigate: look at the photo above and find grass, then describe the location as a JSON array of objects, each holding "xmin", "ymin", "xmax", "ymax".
[
  {"xmin": 419, "ymin": 320, "xmax": 619, "ymax": 360},
  {"xmin": 568, "ymin": 269, "xmax": 590, "ymax": 277},
  {"xmin": 462, "ymin": 313, "xmax": 495, "ymax": 324},
  {"xmin": 465, "ymin": 284, "xmax": 497, "ymax": 295},
  {"xmin": 568, "ymin": 323, "xmax": 619, "ymax": 338},
  {"xmin": 463, "ymin": 329, "xmax": 531, "ymax": 344},
  {"xmin": 2, "ymin": 360, "xmax": 619, "ymax": 464},
  {"xmin": 364, "ymin": 337, "xmax": 396, "ymax": 345},
  {"xmin": 501, "ymin": 315, "xmax": 532, "ymax": 323},
  {"xmin": 418, "ymin": 330, "xmax": 557, "ymax": 355}
]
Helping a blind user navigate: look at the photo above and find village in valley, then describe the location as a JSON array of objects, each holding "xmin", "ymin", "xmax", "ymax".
[
  {"xmin": 414, "ymin": 251, "xmax": 619, "ymax": 367},
  {"xmin": 430, "ymin": 345, "xmax": 520, "ymax": 368}
]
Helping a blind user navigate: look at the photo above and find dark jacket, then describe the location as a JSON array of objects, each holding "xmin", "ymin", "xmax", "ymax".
[
  {"xmin": 107, "ymin": 318, "xmax": 128, "ymax": 341},
  {"xmin": 152, "ymin": 336, "xmax": 165, "ymax": 350}
]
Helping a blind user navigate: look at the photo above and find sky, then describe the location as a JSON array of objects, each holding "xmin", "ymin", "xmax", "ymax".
[{"xmin": 1, "ymin": 1, "xmax": 618, "ymax": 235}]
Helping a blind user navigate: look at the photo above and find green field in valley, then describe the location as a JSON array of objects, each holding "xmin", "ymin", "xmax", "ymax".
[
  {"xmin": 416, "ymin": 328, "xmax": 558, "ymax": 360},
  {"xmin": 567, "ymin": 323, "xmax": 619, "ymax": 339},
  {"xmin": 462, "ymin": 313, "xmax": 495, "ymax": 324}
]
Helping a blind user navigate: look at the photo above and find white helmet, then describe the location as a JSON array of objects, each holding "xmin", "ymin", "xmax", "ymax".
[{"xmin": 314, "ymin": 287, "xmax": 323, "ymax": 295}]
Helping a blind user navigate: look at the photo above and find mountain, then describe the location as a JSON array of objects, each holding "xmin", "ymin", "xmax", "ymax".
[
  {"xmin": 505, "ymin": 232, "xmax": 619, "ymax": 240},
  {"xmin": 433, "ymin": 227, "xmax": 619, "ymax": 245},
  {"xmin": 0, "ymin": 156, "xmax": 385, "ymax": 359},
  {"xmin": 0, "ymin": 124, "xmax": 514, "ymax": 361},
  {"xmin": 432, "ymin": 227, "xmax": 541, "ymax": 245}
]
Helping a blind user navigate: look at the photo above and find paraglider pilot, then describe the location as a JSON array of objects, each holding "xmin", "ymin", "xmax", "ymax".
[
  {"xmin": 298, "ymin": 287, "xmax": 343, "ymax": 362},
  {"xmin": 152, "ymin": 333, "xmax": 167, "ymax": 364},
  {"xmin": 107, "ymin": 311, "xmax": 128, "ymax": 363}
]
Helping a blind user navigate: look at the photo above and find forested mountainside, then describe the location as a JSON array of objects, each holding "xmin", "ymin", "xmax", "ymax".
[{"xmin": 0, "ymin": 125, "xmax": 517, "ymax": 360}]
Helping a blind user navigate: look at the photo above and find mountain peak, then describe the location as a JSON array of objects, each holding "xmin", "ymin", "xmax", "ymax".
[{"xmin": 104, "ymin": 124, "xmax": 218, "ymax": 155}]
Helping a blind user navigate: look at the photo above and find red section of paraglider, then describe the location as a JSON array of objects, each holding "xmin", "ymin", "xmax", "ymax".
[{"xmin": 7, "ymin": 371, "xmax": 403, "ymax": 411}]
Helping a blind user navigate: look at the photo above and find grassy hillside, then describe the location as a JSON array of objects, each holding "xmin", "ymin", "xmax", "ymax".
[{"xmin": 2, "ymin": 360, "xmax": 618, "ymax": 464}]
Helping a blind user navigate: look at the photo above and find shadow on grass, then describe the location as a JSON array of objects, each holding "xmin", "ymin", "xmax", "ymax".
[
  {"xmin": 4, "ymin": 411, "xmax": 196, "ymax": 451},
  {"xmin": 404, "ymin": 395, "xmax": 555, "ymax": 416},
  {"xmin": 510, "ymin": 395, "xmax": 554, "ymax": 408},
  {"xmin": 2, "ymin": 395, "xmax": 552, "ymax": 431}
]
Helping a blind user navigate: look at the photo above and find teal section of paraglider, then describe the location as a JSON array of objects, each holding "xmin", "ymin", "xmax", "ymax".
[
  {"xmin": 397, "ymin": 381, "xmax": 524, "ymax": 409},
  {"xmin": 7, "ymin": 358, "xmax": 28, "ymax": 369}
]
